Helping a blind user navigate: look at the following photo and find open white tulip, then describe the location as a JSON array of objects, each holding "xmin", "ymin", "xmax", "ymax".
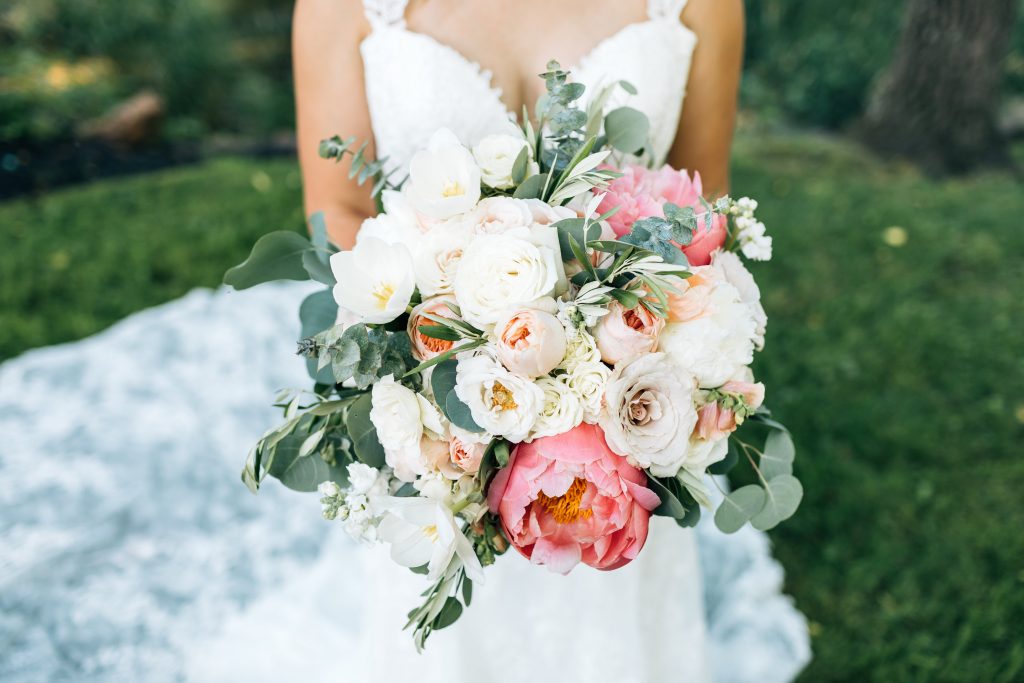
[
  {"xmin": 330, "ymin": 237, "xmax": 415, "ymax": 324},
  {"xmin": 377, "ymin": 496, "xmax": 485, "ymax": 583},
  {"xmin": 406, "ymin": 128, "xmax": 481, "ymax": 219}
]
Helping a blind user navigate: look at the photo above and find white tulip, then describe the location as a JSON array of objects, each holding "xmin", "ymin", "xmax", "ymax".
[
  {"xmin": 330, "ymin": 237, "xmax": 415, "ymax": 324},
  {"xmin": 454, "ymin": 353, "xmax": 542, "ymax": 442},
  {"xmin": 355, "ymin": 189, "xmax": 424, "ymax": 252},
  {"xmin": 472, "ymin": 133, "xmax": 537, "ymax": 189},
  {"xmin": 376, "ymin": 496, "xmax": 484, "ymax": 583},
  {"xmin": 452, "ymin": 231, "xmax": 560, "ymax": 327},
  {"xmin": 406, "ymin": 128, "xmax": 481, "ymax": 219},
  {"xmin": 599, "ymin": 353, "xmax": 699, "ymax": 478}
]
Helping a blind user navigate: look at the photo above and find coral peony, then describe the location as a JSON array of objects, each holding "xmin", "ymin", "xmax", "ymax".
[
  {"xmin": 487, "ymin": 423, "xmax": 660, "ymax": 574},
  {"xmin": 596, "ymin": 165, "xmax": 727, "ymax": 266}
]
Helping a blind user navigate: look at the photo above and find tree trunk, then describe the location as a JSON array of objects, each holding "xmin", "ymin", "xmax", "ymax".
[{"xmin": 858, "ymin": 0, "xmax": 1018, "ymax": 174}]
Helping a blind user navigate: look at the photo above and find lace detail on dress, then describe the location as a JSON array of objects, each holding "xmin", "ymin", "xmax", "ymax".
[
  {"xmin": 362, "ymin": 0, "xmax": 409, "ymax": 28},
  {"xmin": 647, "ymin": 0, "xmax": 690, "ymax": 20}
]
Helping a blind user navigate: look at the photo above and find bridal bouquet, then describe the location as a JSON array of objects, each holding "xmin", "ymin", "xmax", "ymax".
[{"xmin": 225, "ymin": 62, "xmax": 801, "ymax": 648}]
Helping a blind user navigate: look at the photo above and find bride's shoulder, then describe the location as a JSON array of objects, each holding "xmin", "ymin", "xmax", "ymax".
[
  {"xmin": 679, "ymin": 0, "xmax": 744, "ymax": 35},
  {"xmin": 293, "ymin": 0, "xmax": 372, "ymax": 46}
]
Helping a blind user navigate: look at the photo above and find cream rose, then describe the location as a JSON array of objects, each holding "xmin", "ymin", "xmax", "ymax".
[
  {"xmin": 452, "ymin": 231, "xmax": 560, "ymax": 327},
  {"xmin": 660, "ymin": 279, "xmax": 757, "ymax": 388},
  {"xmin": 355, "ymin": 189, "xmax": 425, "ymax": 252},
  {"xmin": 454, "ymin": 353, "xmax": 542, "ymax": 442},
  {"xmin": 521, "ymin": 198, "xmax": 577, "ymax": 226},
  {"xmin": 493, "ymin": 307, "xmax": 567, "ymax": 378},
  {"xmin": 466, "ymin": 196, "xmax": 535, "ymax": 235},
  {"xmin": 472, "ymin": 134, "xmax": 537, "ymax": 189},
  {"xmin": 711, "ymin": 250, "xmax": 767, "ymax": 350},
  {"xmin": 565, "ymin": 360, "xmax": 611, "ymax": 424},
  {"xmin": 599, "ymin": 353, "xmax": 699, "ymax": 477},
  {"xmin": 592, "ymin": 301, "xmax": 666, "ymax": 365},
  {"xmin": 413, "ymin": 221, "xmax": 471, "ymax": 297},
  {"xmin": 529, "ymin": 376, "xmax": 585, "ymax": 440},
  {"xmin": 406, "ymin": 128, "xmax": 481, "ymax": 219},
  {"xmin": 558, "ymin": 327, "xmax": 602, "ymax": 371},
  {"xmin": 369, "ymin": 376, "xmax": 446, "ymax": 482},
  {"xmin": 330, "ymin": 237, "xmax": 415, "ymax": 324}
]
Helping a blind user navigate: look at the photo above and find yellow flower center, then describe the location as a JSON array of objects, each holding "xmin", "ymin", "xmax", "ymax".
[
  {"xmin": 441, "ymin": 180, "xmax": 465, "ymax": 198},
  {"xmin": 422, "ymin": 525, "xmax": 440, "ymax": 542},
  {"xmin": 490, "ymin": 381, "xmax": 518, "ymax": 411},
  {"xmin": 372, "ymin": 282, "xmax": 395, "ymax": 309},
  {"xmin": 537, "ymin": 478, "xmax": 592, "ymax": 524}
]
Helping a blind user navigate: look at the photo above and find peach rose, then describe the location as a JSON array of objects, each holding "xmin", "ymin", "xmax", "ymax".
[
  {"xmin": 487, "ymin": 423, "xmax": 660, "ymax": 574},
  {"xmin": 592, "ymin": 301, "xmax": 665, "ymax": 365},
  {"xmin": 493, "ymin": 307, "xmax": 567, "ymax": 378},
  {"xmin": 407, "ymin": 295, "xmax": 460, "ymax": 361},
  {"xmin": 449, "ymin": 428, "xmax": 487, "ymax": 475}
]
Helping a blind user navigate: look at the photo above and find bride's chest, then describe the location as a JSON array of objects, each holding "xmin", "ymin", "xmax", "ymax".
[{"xmin": 360, "ymin": 4, "xmax": 698, "ymax": 171}]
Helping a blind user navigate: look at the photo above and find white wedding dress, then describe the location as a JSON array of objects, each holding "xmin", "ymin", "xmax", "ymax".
[{"xmin": 0, "ymin": 1, "xmax": 810, "ymax": 681}]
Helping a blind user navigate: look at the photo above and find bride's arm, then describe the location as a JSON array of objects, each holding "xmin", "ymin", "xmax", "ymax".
[
  {"xmin": 667, "ymin": 0, "xmax": 745, "ymax": 199},
  {"xmin": 293, "ymin": 0, "xmax": 376, "ymax": 248}
]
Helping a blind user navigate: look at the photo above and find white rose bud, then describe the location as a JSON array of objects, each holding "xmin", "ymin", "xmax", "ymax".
[{"xmin": 472, "ymin": 134, "xmax": 537, "ymax": 190}]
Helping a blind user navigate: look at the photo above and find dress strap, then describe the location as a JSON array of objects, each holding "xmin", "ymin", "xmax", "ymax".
[
  {"xmin": 647, "ymin": 0, "xmax": 689, "ymax": 21},
  {"xmin": 362, "ymin": 0, "xmax": 409, "ymax": 28}
]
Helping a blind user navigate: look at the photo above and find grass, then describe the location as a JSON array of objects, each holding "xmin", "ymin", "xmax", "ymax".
[{"xmin": 2, "ymin": 131, "xmax": 1023, "ymax": 681}]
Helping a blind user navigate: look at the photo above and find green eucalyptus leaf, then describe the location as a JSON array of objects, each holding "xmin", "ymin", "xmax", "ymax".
[
  {"xmin": 494, "ymin": 440, "xmax": 510, "ymax": 468},
  {"xmin": 445, "ymin": 391, "xmax": 484, "ymax": 433},
  {"xmin": 309, "ymin": 211, "xmax": 330, "ymax": 254},
  {"xmin": 604, "ymin": 106, "xmax": 649, "ymax": 154},
  {"xmin": 461, "ymin": 577, "xmax": 473, "ymax": 606},
  {"xmin": 299, "ymin": 290, "xmax": 339, "ymax": 382},
  {"xmin": 750, "ymin": 475, "xmax": 803, "ymax": 531},
  {"xmin": 346, "ymin": 392, "xmax": 386, "ymax": 468},
  {"xmin": 648, "ymin": 476, "xmax": 688, "ymax": 518},
  {"xmin": 432, "ymin": 596, "xmax": 463, "ymax": 630},
  {"xmin": 302, "ymin": 250, "xmax": 335, "ymax": 285},
  {"xmin": 714, "ymin": 484, "xmax": 767, "ymax": 534},
  {"xmin": 267, "ymin": 434, "xmax": 348, "ymax": 492},
  {"xmin": 223, "ymin": 231, "xmax": 312, "ymax": 290},
  {"xmin": 760, "ymin": 430, "xmax": 796, "ymax": 479}
]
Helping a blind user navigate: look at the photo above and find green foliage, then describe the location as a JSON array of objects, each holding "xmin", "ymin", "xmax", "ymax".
[
  {"xmin": 222, "ymin": 231, "xmax": 314, "ymax": 289},
  {"xmin": 603, "ymin": 106, "xmax": 649, "ymax": 155},
  {"xmin": 299, "ymin": 322, "xmax": 413, "ymax": 390},
  {"xmin": 430, "ymin": 359, "xmax": 484, "ymax": 433}
]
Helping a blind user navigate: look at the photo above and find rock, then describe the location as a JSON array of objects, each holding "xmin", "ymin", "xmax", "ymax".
[{"xmin": 78, "ymin": 90, "xmax": 165, "ymax": 147}]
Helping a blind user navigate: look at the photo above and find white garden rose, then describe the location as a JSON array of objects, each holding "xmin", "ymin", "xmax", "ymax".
[
  {"xmin": 355, "ymin": 189, "xmax": 424, "ymax": 251},
  {"xmin": 330, "ymin": 237, "xmax": 415, "ymax": 324},
  {"xmin": 414, "ymin": 221, "xmax": 471, "ymax": 296},
  {"xmin": 370, "ymin": 376, "xmax": 446, "ymax": 482},
  {"xmin": 529, "ymin": 376, "xmax": 584, "ymax": 440},
  {"xmin": 406, "ymin": 128, "xmax": 481, "ymax": 219},
  {"xmin": 472, "ymin": 134, "xmax": 537, "ymax": 189},
  {"xmin": 660, "ymin": 279, "xmax": 757, "ymax": 388},
  {"xmin": 558, "ymin": 327, "xmax": 601, "ymax": 371},
  {"xmin": 599, "ymin": 353, "xmax": 699, "ymax": 478},
  {"xmin": 680, "ymin": 435, "xmax": 729, "ymax": 476},
  {"xmin": 454, "ymin": 353, "xmax": 542, "ymax": 442},
  {"xmin": 711, "ymin": 250, "xmax": 767, "ymax": 350},
  {"xmin": 565, "ymin": 360, "xmax": 611, "ymax": 424},
  {"xmin": 466, "ymin": 196, "xmax": 535, "ymax": 235},
  {"xmin": 452, "ymin": 231, "xmax": 560, "ymax": 327}
]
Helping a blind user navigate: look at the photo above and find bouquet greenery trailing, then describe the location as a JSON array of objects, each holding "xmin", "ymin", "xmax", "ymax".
[{"xmin": 224, "ymin": 62, "xmax": 800, "ymax": 648}]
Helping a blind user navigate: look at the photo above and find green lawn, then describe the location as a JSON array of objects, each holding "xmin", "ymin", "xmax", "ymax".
[{"xmin": 2, "ymin": 132, "xmax": 1022, "ymax": 681}]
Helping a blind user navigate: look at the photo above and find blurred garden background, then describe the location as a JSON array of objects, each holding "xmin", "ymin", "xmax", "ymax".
[{"xmin": 2, "ymin": 1, "xmax": 1023, "ymax": 681}]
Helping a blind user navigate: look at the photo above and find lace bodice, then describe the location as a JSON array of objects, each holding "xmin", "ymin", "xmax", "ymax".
[{"xmin": 360, "ymin": 0, "xmax": 696, "ymax": 172}]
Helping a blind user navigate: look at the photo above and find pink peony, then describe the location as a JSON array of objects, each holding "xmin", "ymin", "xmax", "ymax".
[
  {"xmin": 487, "ymin": 423, "xmax": 661, "ymax": 574},
  {"xmin": 596, "ymin": 165, "xmax": 727, "ymax": 266}
]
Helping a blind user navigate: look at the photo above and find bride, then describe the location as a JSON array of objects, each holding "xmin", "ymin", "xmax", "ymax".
[{"xmin": 0, "ymin": 0, "xmax": 808, "ymax": 681}]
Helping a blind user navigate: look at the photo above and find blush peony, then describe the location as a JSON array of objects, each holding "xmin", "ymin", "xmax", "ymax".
[
  {"xmin": 596, "ymin": 165, "xmax": 727, "ymax": 266},
  {"xmin": 487, "ymin": 423, "xmax": 660, "ymax": 574}
]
